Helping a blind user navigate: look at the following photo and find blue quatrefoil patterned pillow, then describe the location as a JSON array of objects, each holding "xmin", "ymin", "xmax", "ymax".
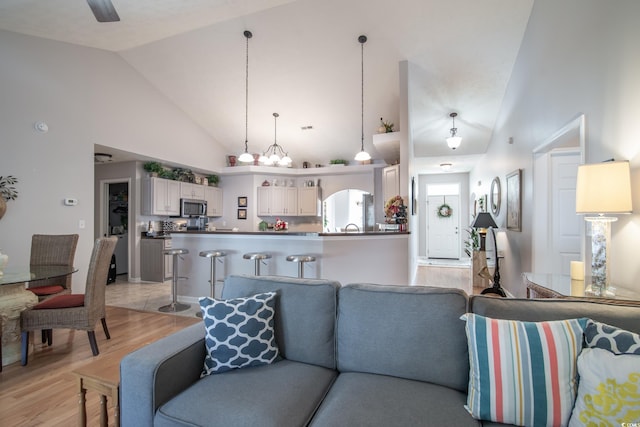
[
  {"xmin": 199, "ymin": 292, "xmax": 279, "ymax": 376},
  {"xmin": 584, "ymin": 319, "xmax": 640, "ymax": 354}
]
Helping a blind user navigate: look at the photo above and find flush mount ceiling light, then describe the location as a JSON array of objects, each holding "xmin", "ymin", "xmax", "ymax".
[
  {"xmin": 354, "ymin": 35, "xmax": 371, "ymax": 162},
  {"xmin": 440, "ymin": 163, "xmax": 452, "ymax": 171},
  {"xmin": 238, "ymin": 30, "xmax": 255, "ymax": 163},
  {"xmin": 94, "ymin": 153, "xmax": 112, "ymax": 163},
  {"xmin": 259, "ymin": 113, "xmax": 291, "ymax": 167},
  {"xmin": 446, "ymin": 112, "xmax": 462, "ymax": 150}
]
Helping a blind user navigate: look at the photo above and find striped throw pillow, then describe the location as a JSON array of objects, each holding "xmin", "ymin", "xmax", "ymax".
[{"xmin": 462, "ymin": 314, "xmax": 587, "ymax": 427}]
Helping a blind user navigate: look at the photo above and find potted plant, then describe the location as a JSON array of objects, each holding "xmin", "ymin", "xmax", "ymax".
[
  {"xmin": 0, "ymin": 175, "xmax": 18, "ymax": 220},
  {"xmin": 206, "ymin": 175, "xmax": 219, "ymax": 187},
  {"xmin": 158, "ymin": 169, "xmax": 176, "ymax": 180},
  {"xmin": 143, "ymin": 161, "xmax": 163, "ymax": 177},
  {"xmin": 330, "ymin": 159, "xmax": 348, "ymax": 166}
]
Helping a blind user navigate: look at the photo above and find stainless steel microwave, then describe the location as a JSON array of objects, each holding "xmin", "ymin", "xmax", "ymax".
[{"xmin": 180, "ymin": 198, "xmax": 207, "ymax": 217}]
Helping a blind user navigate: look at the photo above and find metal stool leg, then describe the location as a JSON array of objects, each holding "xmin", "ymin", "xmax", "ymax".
[
  {"xmin": 159, "ymin": 254, "xmax": 190, "ymax": 313},
  {"xmin": 298, "ymin": 262, "xmax": 304, "ymax": 278},
  {"xmin": 255, "ymin": 259, "xmax": 261, "ymax": 276}
]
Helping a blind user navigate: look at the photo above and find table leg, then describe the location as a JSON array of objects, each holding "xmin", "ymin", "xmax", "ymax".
[
  {"xmin": 77, "ymin": 378, "xmax": 87, "ymax": 427},
  {"xmin": 99, "ymin": 394, "xmax": 108, "ymax": 427}
]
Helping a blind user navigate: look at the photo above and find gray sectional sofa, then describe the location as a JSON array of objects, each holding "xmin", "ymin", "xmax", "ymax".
[{"xmin": 120, "ymin": 275, "xmax": 640, "ymax": 426}]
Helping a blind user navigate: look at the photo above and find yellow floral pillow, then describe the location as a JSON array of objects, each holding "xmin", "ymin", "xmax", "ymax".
[{"xmin": 568, "ymin": 348, "xmax": 640, "ymax": 426}]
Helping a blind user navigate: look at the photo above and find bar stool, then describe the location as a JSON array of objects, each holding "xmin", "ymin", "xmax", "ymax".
[
  {"xmin": 159, "ymin": 248, "xmax": 191, "ymax": 313},
  {"xmin": 243, "ymin": 252, "xmax": 271, "ymax": 276},
  {"xmin": 197, "ymin": 250, "xmax": 226, "ymax": 318},
  {"xmin": 286, "ymin": 255, "xmax": 316, "ymax": 278}
]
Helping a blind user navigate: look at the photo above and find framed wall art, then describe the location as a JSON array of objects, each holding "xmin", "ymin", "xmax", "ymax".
[
  {"xmin": 238, "ymin": 196, "xmax": 248, "ymax": 207},
  {"xmin": 506, "ymin": 169, "xmax": 522, "ymax": 231},
  {"xmin": 237, "ymin": 209, "xmax": 247, "ymax": 219}
]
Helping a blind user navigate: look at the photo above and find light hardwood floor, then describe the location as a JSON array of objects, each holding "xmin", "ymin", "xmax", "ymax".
[{"xmin": 0, "ymin": 306, "xmax": 199, "ymax": 427}]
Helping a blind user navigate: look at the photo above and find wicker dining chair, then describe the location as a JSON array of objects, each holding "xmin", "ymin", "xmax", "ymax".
[
  {"xmin": 28, "ymin": 234, "xmax": 79, "ymax": 300},
  {"xmin": 20, "ymin": 236, "xmax": 117, "ymax": 365}
]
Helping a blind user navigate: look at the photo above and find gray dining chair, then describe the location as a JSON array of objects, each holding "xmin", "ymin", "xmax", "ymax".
[
  {"xmin": 28, "ymin": 234, "xmax": 79, "ymax": 300},
  {"xmin": 20, "ymin": 236, "xmax": 117, "ymax": 365}
]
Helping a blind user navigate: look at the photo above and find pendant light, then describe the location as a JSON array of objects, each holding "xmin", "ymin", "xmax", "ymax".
[
  {"xmin": 354, "ymin": 35, "xmax": 371, "ymax": 162},
  {"xmin": 260, "ymin": 113, "xmax": 292, "ymax": 166},
  {"xmin": 238, "ymin": 30, "xmax": 255, "ymax": 163},
  {"xmin": 446, "ymin": 112, "xmax": 462, "ymax": 150}
]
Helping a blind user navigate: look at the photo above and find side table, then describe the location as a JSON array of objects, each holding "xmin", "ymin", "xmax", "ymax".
[{"xmin": 72, "ymin": 357, "xmax": 120, "ymax": 427}]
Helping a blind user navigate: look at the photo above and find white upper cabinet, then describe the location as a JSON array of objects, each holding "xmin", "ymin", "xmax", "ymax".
[
  {"xmin": 382, "ymin": 164, "xmax": 400, "ymax": 204},
  {"xmin": 204, "ymin": 186, "xmax": 223, "ymax": 217},
  {"xmin": 298, "ymin": 186, "xmax": 320, "ymax": 216},
  {"xmin": 180, "ymin": 182, "xmax": 205, "ymax": 200},
  {"xmin": 142, "ymin": 177, "xmax": 181, "ymax": 216}
]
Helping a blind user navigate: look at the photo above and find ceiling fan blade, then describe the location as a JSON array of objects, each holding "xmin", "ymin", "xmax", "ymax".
[{"xmin": 87, "ymin": 0, "xmax": 120, "ymax": 23}]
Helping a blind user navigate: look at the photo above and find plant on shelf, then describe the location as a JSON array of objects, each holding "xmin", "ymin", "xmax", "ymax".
[
  {"xmin": 206, "ymin": 174, "xmax": 219, "ymax": 187},
  {"xmin": 143, "ymin": 161, "xmax": 163, "ymax": 177},
  {"xmin": 330, "ymin": 159, "xmax": 348, "ymax": 166},
  {"xmin": 173, "ymin": 168, "xmax": 195, "ymax": 183},
  {"xmin": 378, "ymin": 117, "xmax": 395, "ymax": 133},
  {"xmin": 158, "ymin": 169, "xmax": 176, "ymax": 180}
]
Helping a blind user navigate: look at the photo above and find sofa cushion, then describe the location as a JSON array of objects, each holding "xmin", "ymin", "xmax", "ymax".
[
  {"xmin": 154, "ymin": 359, "xmax": 338, "ymax": 427},
  {"xmin": 463, "ymin": 313, "xmax": 587, "ymax": 427},
  {"xmin": 310, "ymin": 372, "xmax": 480, "ymax": 427},
  {"xmin": 337, "ymin": 284, "xmax": 470, "ymax": 392},
  {"xmin": 200, "ymin": 292, "xmax": 279, "ymax": 376},
  {"xmin": 222, "ymin": 275, "xmax": 340, "ymax": 369},
  {"xmin": 470, "ymin": 295, "xmax": 640, "ymax": 334}
]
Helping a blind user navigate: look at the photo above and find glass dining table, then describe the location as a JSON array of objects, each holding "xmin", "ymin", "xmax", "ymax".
[{"xmin": 1, "ymin": 265, "xmax": 77, "ymax": 367}]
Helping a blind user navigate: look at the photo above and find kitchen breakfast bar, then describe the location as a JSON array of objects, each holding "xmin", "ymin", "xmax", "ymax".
[{"xmin": 168, "ymin": 230, "xmax": 410, "ymax": 301}]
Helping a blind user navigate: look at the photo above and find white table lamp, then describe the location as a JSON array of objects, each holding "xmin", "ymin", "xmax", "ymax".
[{"xmin": 575, "ymin": 160, "xmax": 632, "ymax": 295}]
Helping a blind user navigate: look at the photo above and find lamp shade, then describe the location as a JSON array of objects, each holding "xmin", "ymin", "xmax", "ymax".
[
  {"xmin": 471, "ymin": 212, "xmax": 497, "ymax": 229},
  {"xmin": 576, "ymin": 161, "xmax": 632, "ymax": 214}
]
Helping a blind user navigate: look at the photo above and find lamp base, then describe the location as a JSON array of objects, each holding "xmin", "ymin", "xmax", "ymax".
[{"xmin": 585, "ymin": 216, "xmax": 615, "ymax": 295}]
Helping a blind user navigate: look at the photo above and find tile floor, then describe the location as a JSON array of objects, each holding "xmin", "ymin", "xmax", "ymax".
[{"xmin": 106, "ymin": 275, "xmax": 201, "ymax": 317}]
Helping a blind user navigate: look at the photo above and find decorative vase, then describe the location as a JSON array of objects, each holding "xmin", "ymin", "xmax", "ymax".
[
  {"xmin": 228, "ymin": 155, "xmax": 237, "ymax": 167},
  {"xmin": 0, "ymin": 197, "xmax": 6, "ymax": 220}
]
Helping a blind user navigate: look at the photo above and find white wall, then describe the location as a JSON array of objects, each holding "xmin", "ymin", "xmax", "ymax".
[
  {"xmin": 469, "ymin": 0, "xmax": 640, "ymax": 297},
  {"xmin": 0, "ymin": 31, "xmax": 226, "ymax": 290}
]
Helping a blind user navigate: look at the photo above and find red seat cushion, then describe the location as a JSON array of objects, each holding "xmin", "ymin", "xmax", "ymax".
[
  {"xmin": 28, "ymin": 285, "xmax": 65, "ymax": 296},
  {"xmin": 33, "ymin": 294, "xmax": 85, "ymax": 309}
]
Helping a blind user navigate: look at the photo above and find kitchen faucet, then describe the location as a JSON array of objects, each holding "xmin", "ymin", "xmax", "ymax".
[{"xmin": 344, "ymin": 223, "xmax": 360, "ymax": 232}]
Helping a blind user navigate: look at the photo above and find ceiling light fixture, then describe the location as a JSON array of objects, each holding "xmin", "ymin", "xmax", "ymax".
[
  {"xmin": 446, "ymin": 112, "xmax": 462, "ymax": 150},
  {"xmin": 259, "ymin": 113, "xmax": 291, "ymax": 166},
  {"xmin": 238, "ymin": 30, "xmax": 255, "ymax": 164},
  {"xmin": 94, "ymin": 153, "xmax": 113, "ymax": 163},
  {"xmin": 354, "ymin": 35, "xmax": 371, "ymax": 162},
  {"xmin": 440, "ymin": 163, "xmax": 452, "ymax": 171}
]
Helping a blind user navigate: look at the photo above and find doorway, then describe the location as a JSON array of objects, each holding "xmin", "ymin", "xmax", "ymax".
[
  {"xmin": 532, "ymin": 115, "xmax": 585, "ymax": 275},
  {"xmin": 426, "ymin": 183, "xmax": 461, "ymax": 259},
  {"xmin": 104, "ymin": 181, "xmax": 129, "ymax": 277}
]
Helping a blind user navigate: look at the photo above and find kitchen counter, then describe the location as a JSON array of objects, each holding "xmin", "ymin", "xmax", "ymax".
[
  {"xmin": 168, "ymin": 231, "xmax": 409, "ymax": 301},
  {"xmin": 170, "ymin": 230, "xmax": 410, "ymax": 237}
]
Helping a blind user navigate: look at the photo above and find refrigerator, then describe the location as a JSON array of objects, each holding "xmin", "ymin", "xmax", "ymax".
[{"xmin": 362, "ymin": 194, "xmax": 375, "ymax": 232}]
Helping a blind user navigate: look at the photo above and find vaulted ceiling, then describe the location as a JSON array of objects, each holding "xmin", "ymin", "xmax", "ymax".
[{"xmin": 0, "ymin": 0, "xmax": 534, "ymax": 173}]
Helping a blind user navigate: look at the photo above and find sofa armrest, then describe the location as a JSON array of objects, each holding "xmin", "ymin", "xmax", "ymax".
[{"xmin": 120, "ymin": 323, "xmax": 206, "ymax": 426}]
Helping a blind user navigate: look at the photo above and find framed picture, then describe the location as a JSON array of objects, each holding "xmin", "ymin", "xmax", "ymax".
[
  {"xmin": 237, "ymin": 209, "xmax": 247, "ymax": 220},
  {"xmin": 238, "ymin": 196, "xmax": 248, "ymax": 207},
  {"xmin": 506, "ymin": 169, "xmax": 522, "ymax": 231}
]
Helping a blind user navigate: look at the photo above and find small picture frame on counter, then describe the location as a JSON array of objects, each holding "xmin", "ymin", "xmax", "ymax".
[
  {"xmin": 238, "ymin": 196, "xmax": 248, "ymax": 207},
  {"xmin": 237, "ymin": 209, "xmax": 247, "ymax": 219}
]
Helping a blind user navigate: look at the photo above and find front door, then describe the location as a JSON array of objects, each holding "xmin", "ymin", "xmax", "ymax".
[{"xmin": 427, "ymin": 195, "xmax": 460, "ymax": 259}]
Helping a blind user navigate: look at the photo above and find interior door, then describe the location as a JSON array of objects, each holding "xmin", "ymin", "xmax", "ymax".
[
  {"xmin": 427, "ymin": 195, "xmax": 460, "ymax": 259},
  {"xmin": 551, "ymin": 151, "xmax": 581, "ymax": 275}
]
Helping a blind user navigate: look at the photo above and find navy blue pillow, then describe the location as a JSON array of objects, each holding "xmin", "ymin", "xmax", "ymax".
[
  {"xmin": 584, "ymin": 319, "xmax": 640, "ymax": 355},
  {"xmin": 200, "ymin": 292, "xmax": 279, "ymax": 376}
]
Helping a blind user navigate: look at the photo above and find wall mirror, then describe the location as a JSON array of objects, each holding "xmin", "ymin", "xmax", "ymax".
[{"xmin": 490, "ymin": 177, "xmax": 501, "ymax": 215}]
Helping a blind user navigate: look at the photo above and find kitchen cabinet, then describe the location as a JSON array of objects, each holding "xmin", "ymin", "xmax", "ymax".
[
  {"xmin": 204, "ymin": 186, "xmax": 223, "ymax": 216},
  {"xmin": 142, "ymin": 177, "xmax": 180, "ymax": 216},
  {"xmin": 257, "ymin": 187, "xmax": 297, "ymax": 216},
  {"xmin": 180, "ymin": 182, "xmax": 205, "ymax": 200},
  {"xmin": 298, "ymin": 186, "xmax": 321, "ymax": 216},
  {"xmin": 140, "ymin": 238, "xmax": 172, "ymax": 282},
  {"xmin": 382, "ymin": 164, "xmax": 400, "ymax": 203}
]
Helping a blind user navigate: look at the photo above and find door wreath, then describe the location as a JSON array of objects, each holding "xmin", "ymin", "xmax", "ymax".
[{"xmin": 437, "ymin": 203, "xmax": 453, "ymax": 218}]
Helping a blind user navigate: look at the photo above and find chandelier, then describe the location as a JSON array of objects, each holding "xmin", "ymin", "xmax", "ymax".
[
  {"xmin": 259, "ymin": 113, "xmax": 292, "ymax": 166},
  {"xmin": 446, "ymin": 112, "xmax": 462, "ymax": 150},
  {"xmin": 238, "ymin": 30, "xmax": 254, "ymax": 163},
  {"xmin": 354, "ymin": 35, "xmax": 371, "ymax": 162}
]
